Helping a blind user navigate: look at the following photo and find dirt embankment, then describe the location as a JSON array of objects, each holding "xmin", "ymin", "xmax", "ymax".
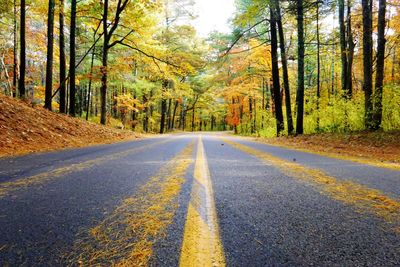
[{"xmin": 0, "ymin": 94, "xmax": 138, "ymax": 157}]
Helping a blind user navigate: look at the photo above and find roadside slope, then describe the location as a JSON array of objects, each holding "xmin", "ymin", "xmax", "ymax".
[
  {"xmin": 253, "ymin": 131, "xmax": 400, "ymax": 167},
  {"xmin": 0, "ymin": 94, "xmax": 137, "ymax": 157}
]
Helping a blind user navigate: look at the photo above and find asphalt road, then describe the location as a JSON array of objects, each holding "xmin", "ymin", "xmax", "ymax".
[{"xmin": 0, "ymin": 133, "xmax": 399, "ymax": 266}]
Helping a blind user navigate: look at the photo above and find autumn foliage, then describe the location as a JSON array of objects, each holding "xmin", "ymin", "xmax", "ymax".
[
  {"xmin": 0, "ymin": 0, "xmax": 400, "ymax": 139},
  {"xmin": 0, "ymin": 94, "xmax": 136, "ymax": 157}
]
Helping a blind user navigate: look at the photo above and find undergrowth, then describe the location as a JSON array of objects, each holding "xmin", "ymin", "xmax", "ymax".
[{"xmin": 236, "ymin": 85, "xmax": 400, "ymax": 137}]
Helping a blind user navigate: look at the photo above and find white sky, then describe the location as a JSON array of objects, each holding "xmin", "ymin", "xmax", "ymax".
[{"xmin": 192, "ymin": 0, "xmax": 236, "ymax": 37}]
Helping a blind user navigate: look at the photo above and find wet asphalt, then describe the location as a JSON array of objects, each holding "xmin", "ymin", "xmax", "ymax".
[{"xmin": 0, "ymin": 133, "xmax": 399, "ymax": 266}]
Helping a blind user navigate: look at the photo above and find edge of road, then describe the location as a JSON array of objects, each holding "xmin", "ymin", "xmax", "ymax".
[
  {"xmin": 223, "ymin": 133, "xmax": 400, "ymax": 171},
  {"xmin": 0, "ymin": 133, "xmax": 174, "ymax": 160},
  {"xmin": 0, "ymin": 135, "xmax": 184, "ymax": 198},
  {"xmin": 219, "ymin": 136, "xmax": 400, "ymax": 234}
]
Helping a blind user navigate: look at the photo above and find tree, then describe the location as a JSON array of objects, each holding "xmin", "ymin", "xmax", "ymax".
[
  {"xmin": 59, "ymin": 0, "xmax": 66, "ymax": 113},
  {"xmin": 316, "ymin": 0, "xmax": 321, "ymax": 130},
  {"xmin": 372, "ymin": 0, "xmax": 387, "ymax": 129},
  {"xmin": 100, "ymin": 0, "xmax": 130, "ymax": 125},
  {"xmin": 85, "ymin": 27, "xmax": 98, "ymax": 121},
  {"xmin": 69, "ymin": 0, "xmax": 77, "ymax": 116},
  {"xmin": 158, "ymin": 0, "xmax": 197, "ymax": 134},
  {"xmin": 275, "ymin": 0, "xmax": 294, "ymax": 135},
  {"xmin": 18, "ymin": 0, "xmax": 26, "ymax": 98},
  {"xmin": 269, "ymin": 5, "xmax": 284, "ymax": 136},
  {"xmin": 338, "ymin": 0, "xmax": 354, "ymax": 97},
  {"xmin": 296, "ymin": 0, "xmax": 305, "ymax": 135},
  {"xmin": 346, "ymin": 0, "xmax": 354, "ymax": 97},
  {"xmin": 13, "ymin": 0, "xmax": 18, "ymax": 97},
  {"xmin": 100, "ymin": 0, "xmax": 109, "ymax": 125},
  {"xmin": 44, "ymin": 0, "xmax": 55, "ymax": 111},
  {"xmin": 1, "ymin": 0, "xmax": 399, "ymax": 136},
  {"xmin": 362, "ymin": 0, "xmax": 373, "ymax": 129},
  {"xmin": 338, "ymin": 0, "xmax": 348, "ymax": 95},
  {"xmin": 160, "ymin": 80, "xmax": 168, "ymax": 134}
]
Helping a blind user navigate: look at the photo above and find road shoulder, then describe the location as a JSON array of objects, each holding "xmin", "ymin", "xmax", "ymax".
[{"xmin": 231, "ymin": 132, "xmax": 400, "ymax": 171}]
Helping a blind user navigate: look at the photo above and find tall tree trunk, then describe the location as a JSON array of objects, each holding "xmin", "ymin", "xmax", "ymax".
[
  {"xmin": 18, "ymin": 0, "xmax": 26, "ymax": 98},
  {"xmin": 362, "ymin": 0, "xmax": 373, "ymax": 129},
  {"xmin": 296, "ymin": 0, "xmax": 305, "ymax": 135},
  {"xmin": 269, "ymin": 7, "xmax": 285, "ymax": 136},
  {"xmin": 266, "ymin": 78, "xmax": 271, "ymax": 110},
  {"xmin": 331, "ymin": 35, "xmax": 335, "ymax": 98},
  {"xmin": 160, "ymin": 80, "xmax": 168, "ymax": 134},
  {"xmin": 191, "ymin": 105, "xmax": 195, "ymax": 132},
  {"xmin": 178, "ymin": 102, "xmax": 184, "ymax": 129},
  {"xmin": 316, "ymin": 1, "xmax": 321, "ymax": 131},
  {"xmin": 44, "ymin": 0, "xmax": 55, "ymax": 111},
  {"xmin": 160, "ymin": 99, "xmax": 167, "ymax": 134},
  {"xmin": 131, "ymin": 92, "xmax": 137, "ymax": 129},
  {"xmin": 171, "ymin": 100, "xmax": 178, "ymax": 130},
  {"xmin": 59, "ymin": 0, "xmax": 66, "ymax": 113},
  {"xmin": 339, "ymin": 0, "xmax": 348, "ymax": 95},
  {"xmin": 346, "ymin": 0, "xmax": 355, "ymax": 98},
  {"xmin": 100, "ymin": 0, "xmax": 108, "ymax": 125},
  {"xmin": 66, "ymin": 79, "xmax": 69, "ymax": 113},
  {"xmin": 143, "ymin": 95, "xmax": 149, "ymax": 132},
  {"xmin": 249, "ymin": 96, "xmax": 253, "ymax": 133},
  {"xmin": 262, "ymin": 77, "xmax": 265, "ymax": 111},
  {"xmin": 13, "ymin": 0, "xmax": 18, "ymax": 97},
  {"xmin": 86, "ymin": 44, "xmax": 96, "ymax": 121},
  {"xmin": 167, "ymin": 98, "xmax": 172, "ymax": 130},
  {"xmin": 69, "ymin": 0, "xmax": 77, "ymax": 116},
  {"xmin": 233, "ymin": 97, "xmax": 237, "ymax": 134},
  {"xmin": 373, "ymin": 0, "xmax": 386, "ymax": 129},
  {"xmin": 275, "ymin": 0, "xmax": 294, "ymax": 134},
  {"xmin": 253, "ymin": 98, "xmax": 257, "ymax": 133}
]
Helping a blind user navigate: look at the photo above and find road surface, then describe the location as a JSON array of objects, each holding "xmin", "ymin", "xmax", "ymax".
[{"xmin": 0, "ymin": 133, "xmax": 399, "ymax": 266}]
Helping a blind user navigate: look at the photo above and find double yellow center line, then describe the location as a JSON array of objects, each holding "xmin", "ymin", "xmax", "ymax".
[
  {"xmin": 69, "ymin": 136, "xmax": 227, "ymax": 266},
  {"xmin": 180, "ymin": 136, "xmax": 226, "ymax": 267},
  {"xmin": 68, "ymin": 141, "xmax": 195, "ymax": 266}
]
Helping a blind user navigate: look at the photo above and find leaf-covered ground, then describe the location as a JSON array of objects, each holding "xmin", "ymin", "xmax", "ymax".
[
  {"xmin": 0, "ymin": 94, "xmax": 138, "ymax": 157},
  {"xmin": 256, "ymin": 131, "xmax": 400, "ymax": 165}
]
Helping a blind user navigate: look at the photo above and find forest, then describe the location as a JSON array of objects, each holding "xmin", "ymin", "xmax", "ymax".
[{"xmin": 0, "ymin": 0, "xmax": 398, "ymax": 137}]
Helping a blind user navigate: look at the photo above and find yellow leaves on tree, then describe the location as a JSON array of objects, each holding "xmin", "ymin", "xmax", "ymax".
[
  {"xmin": 221, "ymin": 39, "xmax": 271, "ymax": 128},
  {"xmin": 115, "ymin": 94, "xmax": 143, "ymax": 125}
]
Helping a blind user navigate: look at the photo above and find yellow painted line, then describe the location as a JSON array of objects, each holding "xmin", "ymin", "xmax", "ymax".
[
  {"xmin": 243, "ymin": 136, "xmax": 400, "ymax": 171},
  {"xmin": 221, "ymin": 137, "xmax": 400, "ymax": 233},
  {"xmin": 0, "ymin": 138, "xmax": 175, "ymax": 198},
  {"xmin": 67, "ymin": 141, "xmax": 195, "ymax": 266},
  {"xmin": 180, "ymin": 135, "xmax": 226, "ymax": 267}
]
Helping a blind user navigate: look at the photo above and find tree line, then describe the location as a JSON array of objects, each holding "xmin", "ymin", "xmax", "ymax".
[
  {"xmin": 218, "ymin": 0, "xmax": 397, "ymax": 136},
  {"xmin": 0, "ymin": 0, "xmax": 228, "ymax": 133},
  {"xmin": 0, "ymin": 0, "xmax": 399, "ymax": 136}
]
